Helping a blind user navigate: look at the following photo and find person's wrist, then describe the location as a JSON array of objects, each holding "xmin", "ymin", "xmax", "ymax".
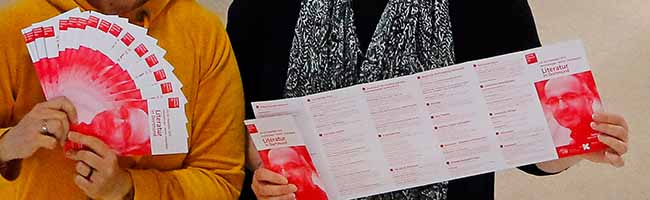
[
  {"xmin": 537, "ymin": 156, "xmax": 582, "ymax": 173},
  {"xmin": 0, "ymin": 129, "xmax": 21, "ymax": 181},
  {"xmin": 0, "ymin": 129, "xmax": 15, "ymax": 163},
  {"xmin": 123, "ymin": 186, "xmax": 134, "ymax": 200},
  {"xmin": 118, "ymin": 170, "xmax": 135, "ymax": 200}
]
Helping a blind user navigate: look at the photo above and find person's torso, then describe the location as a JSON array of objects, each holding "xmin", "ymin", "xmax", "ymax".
[
  {"xmin": 0, "ymin": 0, "xmax": 223, "ymax": 198},
  {"xmin": 229, "ymin": 0, "xmax": 543, "ymax": 199}
]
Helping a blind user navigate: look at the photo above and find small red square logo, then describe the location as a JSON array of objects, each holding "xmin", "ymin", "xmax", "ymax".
[
  {"xmin": 43, "ymin": 27, "xmax": 55, "ymax": 38},
  {"xmin": 33, "ymin": 27, "xmax": 44, "ymax": 38},
  {"xmin": 109, "ymin": 24, "xmax": 123, "ymax": 37},
  {"xmin": 160, "ymin": 82, "xmax": 173, "ymax": 94},
  {"xmin": 135, "ymin": 44, "xmax": 149, "ymax": 57},
  {"xmin": 23, "ymin": 31, "xmax": 35, "ymax": 43},
  {"xmin": 168, "ymin": 97, "xmax": 180, "ymax": 108},
  {"xmin": 153, "ymin": 70, "xmax": 167, "ymax": 81},
  {"xmin": 78, "ymin": 18, "xmax": 88, "ymax": 29},
  {"xmin": 88, "ymin": 16, "xmax": 100, "ymax": 28},
  {"xmin": 121, "ymin": 33, "xmax": 135, "ymax": 46},
  {"xmin": 59, "ymin": 20, "xmax": 69, "ymax": 31},
  {"xmin": 98, "ymin": 20, "xmax": 111, "ymax": 32},
  {"xmin": 525, "ymin": 53, "xmax": 538, "ymax": 64},
  {"xmin": 145, "ymin": 55, "xmax": 159, "ymax": 68},
  {"xmin": 246, "ymin": 124, "xmax": 258, "ymax": 134}
]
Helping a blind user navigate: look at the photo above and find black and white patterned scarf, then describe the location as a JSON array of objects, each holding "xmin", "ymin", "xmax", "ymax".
[{"xmin": 284, "ymin": 0, "xmax": 455, "ymax": 199}]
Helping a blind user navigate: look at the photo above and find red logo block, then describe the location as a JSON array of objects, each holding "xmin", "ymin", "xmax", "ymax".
[
  {"xmin": 99, "ymin": 20, "xmax": 111, "ymax": 32},
  {"xmin": 160, "ymin": 82, "xmax": 173, "ymax": 94},
  {"xmin": 168, "ymin": 97, "xmax": 180, "ymax": 108},
  {"xmin": 88, "ymin": 16, "xmax": 100, "ymax": 28},
  {"xmin": 525, "ymin": 53, "xmax": 538, "ymax": 64},
  {"xmin": 43, "ymin": 27, "xmax": 55, "ymax": 38},
  {"xmin": 109, "ymin": 24, "xmax": 123, "ymax": 37},
  {"xmin": 121, "ymin": 33, "xmax": 135, "ymax": 46},
  {"xmin": 246, "ymin": 124, "xmax": 258, "ymax": 134},
  {"xmin": 153, "ymin": 70, "xmax": 167, "ymax": 81},
  {"xmin": 145, "ymin": 55, "xmax": 159, "ymax": 68},
  {"xmin": 135, "ymin": 44, "xmax": 149, "ymax": 57}
]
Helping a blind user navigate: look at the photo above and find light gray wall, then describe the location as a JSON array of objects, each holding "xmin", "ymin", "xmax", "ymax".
[{"xmin": 496, "ymin": 1, "xmax": 650, "ymax": 199}]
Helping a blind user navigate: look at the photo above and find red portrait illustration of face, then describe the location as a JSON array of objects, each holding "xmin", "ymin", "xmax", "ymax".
[
  {"xmin": 260, "ymin": 146, "xmax": 328, "ymax": 200},
  {"xmin": 69, "ymin": 104, "xmax": 152, "ymax": 155},
  {"xmin": 544, "ymin": 76, "xmax": 594, "ymax": 139},
  {"xmin": 535, "ymin": 71, "xmax": 605, "ymax": 157}
]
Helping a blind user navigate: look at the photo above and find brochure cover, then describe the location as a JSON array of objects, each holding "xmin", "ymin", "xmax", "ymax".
[{"xmin": 246, "ymin": 115, "xmax": 329, "ymax": 200}]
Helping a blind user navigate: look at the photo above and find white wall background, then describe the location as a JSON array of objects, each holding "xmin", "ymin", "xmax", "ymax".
[{"xmin": 495, "ymin": 1, "xmax": 650, "ymax": 200}]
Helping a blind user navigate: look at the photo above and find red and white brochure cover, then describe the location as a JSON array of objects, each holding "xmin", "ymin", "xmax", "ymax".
[
  {"xmin": 21, "ymin": 8, "xmax": 188, "ymax": 156},
  {"xmin": 526, "ymin": 41, "xmax": 607, "ymax": 158},
  {"xmin": 245, "ymin": 115, "xmax": 329, "ymax": 200}
]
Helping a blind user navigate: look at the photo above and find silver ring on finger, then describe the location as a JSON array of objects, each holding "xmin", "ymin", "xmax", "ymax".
[{"xmin": 40, "ymin": 119, "xmax": 50, "ymax": 135}]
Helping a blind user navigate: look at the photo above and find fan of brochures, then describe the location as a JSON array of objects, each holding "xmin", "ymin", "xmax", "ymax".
[{"xmin": 22, "ymin": 8, "xmax": 188, "ymax": 156}]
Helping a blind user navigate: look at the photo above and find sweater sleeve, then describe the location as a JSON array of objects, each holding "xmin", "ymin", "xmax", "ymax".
[
  {"xmin": 0, "ymin": 3, "xmax": 21, "ymax": 188},
  {"xmin": 127, "ymin": 18, "xmax": 246, "ymax": 200},
  {"xmin": 0, "ymin": 127, "xmax": 18, "ymax": 185},
  {"xmin": 506, "ymin": 0, "xmax": 543, "ymax": 50}
]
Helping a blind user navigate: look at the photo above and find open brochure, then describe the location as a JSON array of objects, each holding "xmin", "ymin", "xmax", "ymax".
[{"xmin": 247, "ymin": 41, "xmax": 605, "ymax": 200}]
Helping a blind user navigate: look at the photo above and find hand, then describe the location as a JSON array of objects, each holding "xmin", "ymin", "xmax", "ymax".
[
  {"xmin": 252, "ymin": 167, "xmax": 297, "ymax": 200},
  {"xmin": 581, "ymin": 112, "xmax": 630, "ymax": 167},
  {"xmin": 0, "ymin": 97, "xmax": 77, "ymax": 162},
  {"xmin": 66, "ymin": 132, "xmax": 133, "ymax": 200}
]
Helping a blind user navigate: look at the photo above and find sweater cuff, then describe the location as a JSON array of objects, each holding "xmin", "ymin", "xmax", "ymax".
[
  {"xmin": 0, "ymin": 128, "xmax": 9, "ymax": 139},
  {"xmin": 0, "ymin": 128, "xmax": 14, "ymax": 185},
  {"xmin": 127, "ymin": 169, "xmax": 160, "ymax": 200}
]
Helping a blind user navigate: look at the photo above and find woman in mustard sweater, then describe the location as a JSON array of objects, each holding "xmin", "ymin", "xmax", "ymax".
[{"xmin": 0, "ymin": 0, "xmax": 246, "ymax": 199}]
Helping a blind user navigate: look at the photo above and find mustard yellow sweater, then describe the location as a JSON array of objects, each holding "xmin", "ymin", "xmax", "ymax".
[{"xmin": 0, "ymin": 0, "xmax": 245, "ymax": 199}]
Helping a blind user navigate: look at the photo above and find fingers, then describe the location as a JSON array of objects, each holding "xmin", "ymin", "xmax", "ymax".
[
  {"xmin": 598, "ymin": 134, "xmax": 628, "ymax": 155},
  {"xmin": 68, "ymin": 132, "xmax": 111, "ymax": 158},
  {"xmin": 259, "ymin": 194, "xmax": 297, "ymax": 200},
  {"xmin": 30, "ymin": 97, "xmax": 77, "ymax": 144},
  {"xmin": 37, "ymin": 135, "xmax": 58, "ymax": 150},
  {"xmin": 252, "ymin": 168, "xmax": 297, "ymax": 198},
  {"xmin": 592, "ymin": 112, "xmax": 628, "ymax": 131},
  {"xmin": 40, "ymin": 114, "xmax": 68, "ymax": 143},
  {"xmin": 254, "ymin": 183, "xmax": 298, "ymax": 197},
  {"xmin": 74, "ymin": 174, "xmax": 94, "ymax": 196},
  {"xmin": 254, "ymin": 168, "xmax": 289, "ymax": 185},
  {"xmin": 76, "ymin": 162, "xmax": 93, "ymax": 178},
  {"xmin": 591, "ymin": 121, "xmax": 628, "ymax": 142},
  {"xmin": 38, "ymin": 96, "xmax": 78, "ymax": 124},
  {"xmin": 605, "ymin": 150, "xmax": 625, "ymax": 167},
  {"xmin": 69, "ymin": 150, "xmax": 104, "ymax": 172},
  {"xmin": 591, "ymin": 112, "xmax": 629, "ymax": 168}
]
